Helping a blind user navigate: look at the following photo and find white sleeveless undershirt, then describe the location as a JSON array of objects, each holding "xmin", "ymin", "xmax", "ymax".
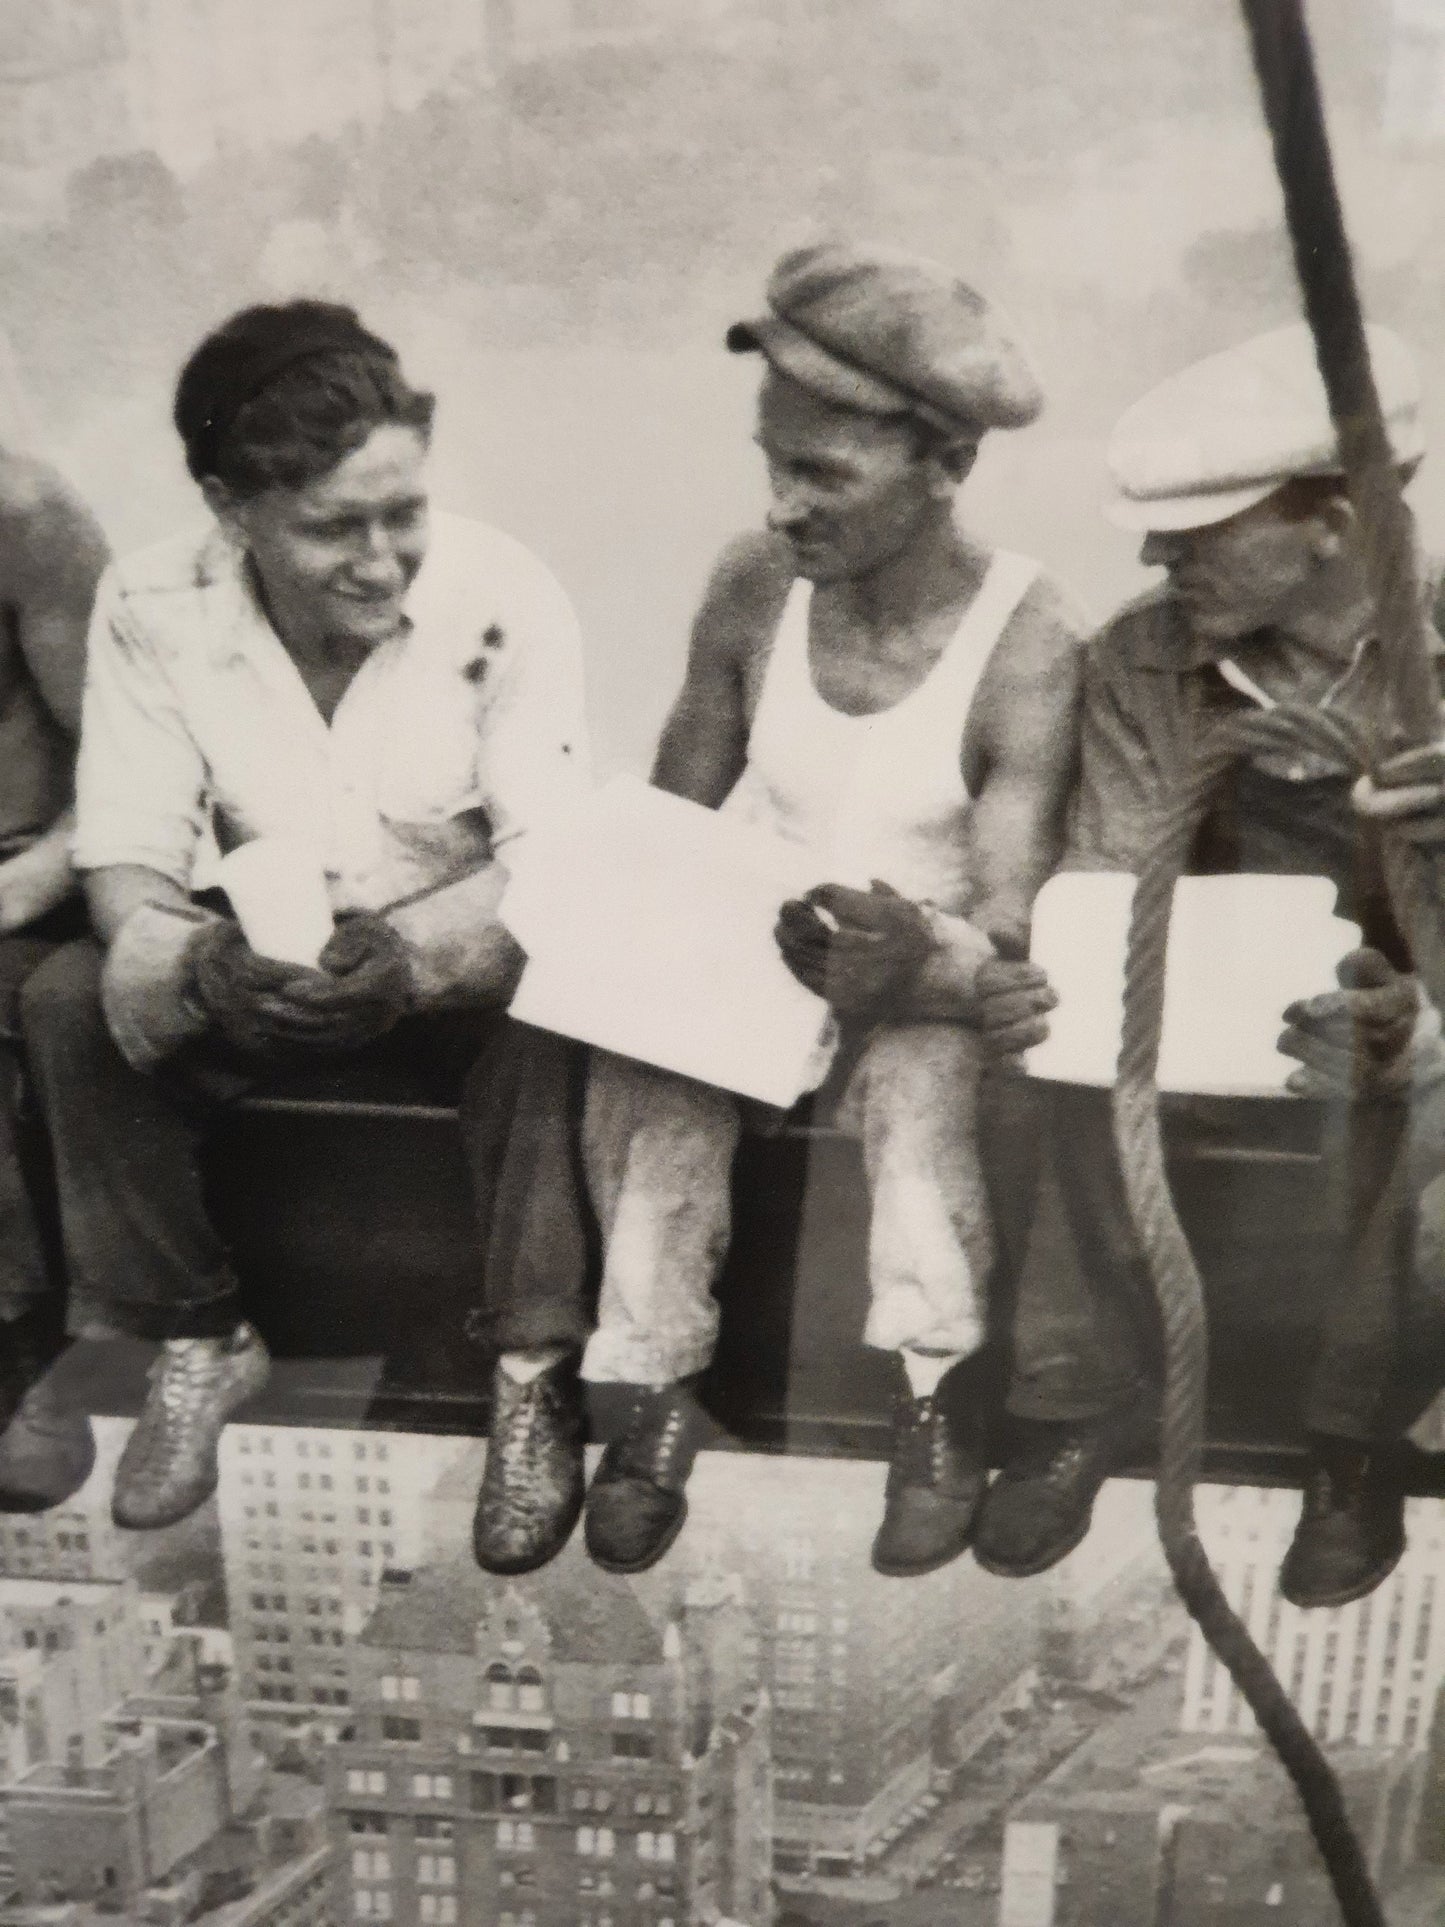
[{"xmin": 721, "ymin": 549, "xmax": 1039, "ymax": 911}]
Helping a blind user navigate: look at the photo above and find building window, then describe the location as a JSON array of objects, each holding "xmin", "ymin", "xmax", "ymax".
[
  {"xmin": 415, "ymin": 1818, "xmax": 454, "ymax": 1840},
  {"xmin": 418, "ymin": 1854, "xmax": 456, "ymax": 1886},
  {"xmin": 420, "ymin": 1901, "xmax": 458, "ymax": 1925},
  {"xmin": 382, "ymin": 1675, "xmax": 420, "ymax": 1703},
  {"xmin": 353, "ymin": 1892, "xmax": 392, "ymax": 1920},
  {"xmin": 516, "ymin": 1665, "xmax": 545, "ymax": 1712},
  {"xmin": 382, "ymin": 1716, "xmax": 421, "ymax": 1743},
  {"xmin": 498, "ymin": 1819, "xmax": 536, "ymax": 1850},
  {"xmin": 352, "ymin": 1849, "xmax": 391, "ymax": 1880},
  {"xmin": 610, "ymin": 1691, "xmax": 651, "ymax": 1720}
]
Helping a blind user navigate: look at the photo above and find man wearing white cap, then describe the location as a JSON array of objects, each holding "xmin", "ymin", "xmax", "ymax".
[
  {"xmin": 472, "ymin": 242, "xmax": 1085, "ymax": 1583},
  {"xmin": 971, "ymin": 321, "xmax": 1445, "ymax": 1610}
]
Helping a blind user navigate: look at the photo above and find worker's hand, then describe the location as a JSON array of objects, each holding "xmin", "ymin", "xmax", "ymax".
[
  {"xmin": 1278, "ymin": 947, "xmax": 1418, "ymax": 1099},
  {"xmin": 1353, "ymin": 744, "xmax": 1445, "ymax": 846},
  {"xmin": 187, "ymin": 921, "xmax": 334, "ymax": 1058},
  {"xmin": 971, "ymin": 955, "xmax": 1058, "ymax": 1059},
  {"xmin": 774, "ymin": 880, "xmax": 931, "ymax": 1016},
  {"xmin": 272, "ymin": 912, "xmax": 416, "ymax": 1050}
]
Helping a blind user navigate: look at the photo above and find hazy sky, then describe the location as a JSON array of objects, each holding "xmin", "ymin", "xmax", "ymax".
[{"xmin": 4, "ymin": 0, "xmax": 1442, "ymax": 768}]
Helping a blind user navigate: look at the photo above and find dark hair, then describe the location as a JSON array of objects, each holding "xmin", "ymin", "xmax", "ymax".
[{"xmin": 173, "ymin": 300, "xmax": 435, "ymax": 498}]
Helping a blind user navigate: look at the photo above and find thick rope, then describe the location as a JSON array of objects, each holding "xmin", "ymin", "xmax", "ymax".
[
  {"xmin": 1113, "ymin": 709, "xmax": 1387, "ymax": 1927},
  {"xmin": 1100, "ymin": 9, "xmax": 1445, "ymax": 1921}
]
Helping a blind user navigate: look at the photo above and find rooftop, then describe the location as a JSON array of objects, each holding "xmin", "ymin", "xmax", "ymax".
[{"xmin": 360, "ymin": 1544, "xmax": 664, "ymax": 1667}]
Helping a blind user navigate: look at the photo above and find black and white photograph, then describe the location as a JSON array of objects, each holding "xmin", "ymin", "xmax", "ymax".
[{"xmin": 3, "ymin": 2, "xmax": 1445, "ymax": 1922}]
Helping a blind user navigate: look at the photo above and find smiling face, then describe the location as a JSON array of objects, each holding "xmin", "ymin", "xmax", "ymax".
[
  {"xmin": 216, "ymin": 422, "xmax": 431, "ymax": 652},
  {"xmin": 755, "ymin": 370, "xmax": 967, "ymax": 584},
  {"xmin": 1139, "ymin": 486, "xmax": 1342, "ymax": 646}
]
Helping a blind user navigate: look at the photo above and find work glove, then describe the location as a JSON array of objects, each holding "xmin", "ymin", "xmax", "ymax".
[
  {"xmin": 1277, "ymin": 946, "xmax": 1418, "ymax": 1100},
  {"xmin": 775, "ymin": 880, "xmax": 930, "ymax": 1017},
  {"xmin": 187, "ymin": 921, "xmax": 329, "ymax": 1058},
  {"xmin": 972, "ymin": 955, "xmax": 1058, "ymax": 1059},
  {"xmin": 270, "ymin": 912, "xmax": 416, "ymax": 1051},
  {"xmin": 1352, "ymin": 743, "xmax": 1445, "ymax": 846},
  {"xmin": 189, "ymin": 915, "xmax": 414, "ymax": 1058}
]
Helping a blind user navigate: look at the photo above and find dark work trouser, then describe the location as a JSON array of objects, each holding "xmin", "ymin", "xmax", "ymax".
[
  {"xmin": 0, "ymin": 906, "xmax": 88, "ymax": 1327},
  {"xmin": 994, "ymin": 1076, "xmax": 1445, "ymax": 1445},
  {"xmin": 458, "ymin": 1019, "xmax": 598, "ymax": 1358},
  {"xmin": 19, "ymin": 939, "xmax": 553, "ymax": 1347}
]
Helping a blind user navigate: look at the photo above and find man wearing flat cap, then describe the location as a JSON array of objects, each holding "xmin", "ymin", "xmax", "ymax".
[
  {"xmin": 473, "ymin": 242, "xmax": 1085, "ymax": 1582},
  {"xmin": 971, "ymin": 320, "xmax": 1445, "ymax": 1609}
]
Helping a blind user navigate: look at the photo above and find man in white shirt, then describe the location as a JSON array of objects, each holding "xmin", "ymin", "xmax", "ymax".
[{"xmin": 19, "ymin": 301, "xmax": 588, "ymax": 1531}]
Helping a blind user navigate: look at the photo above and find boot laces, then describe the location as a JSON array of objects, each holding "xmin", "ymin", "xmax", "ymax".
[{"xmin": 615, "ymin": 1390, "xmax": 687, "ymax": 1481}]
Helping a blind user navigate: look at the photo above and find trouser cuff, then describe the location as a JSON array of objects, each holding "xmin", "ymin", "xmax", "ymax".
[
  {"xmin": 1005, "ymin": 1379, "xmax": 1150, "ymax": 1425},
  {"xmin": 92, "ymin": 1287, "xmax": 245, "ymax": 1343},
  {"xmin": 580, "ymin": 1326, "xmax": 717, "ymax": 1386},
  {"xmin": 466, "ymin": 1307, "xmax": 593, "ymax": 1358}
]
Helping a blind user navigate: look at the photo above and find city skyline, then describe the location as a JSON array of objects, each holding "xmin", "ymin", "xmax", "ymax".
[{"xmin": 0, "ymin": 1425, "xmax": 1439, "ymax": 1921}]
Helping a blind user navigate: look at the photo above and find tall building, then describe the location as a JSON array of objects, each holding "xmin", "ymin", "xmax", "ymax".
[
  {"xmin": 0, "ymin": 1417, "xmax": 130, "ymax": 1584},
  {"xmin": 0, "ymin": 1575, "xmax": 146, "ymax": 1814},
  {"xmin": 217, "ymin": 1425, "xmax": 467, "ymax": 1724},
  {"xmin": 1182, "ymin": 1487, "xmax": 1445, "ymax": 1752},
  {"xmin": 326, "ymin": 1543, "xmax": 771, "ymax": 1927},
  {"xmin": 696, "ymin": 1454, "xmax": 1044, "ymax": 1877},
  {"xmin": 1002, "ymin": 1688, "xmax": 1411, "ymax": 1927}
]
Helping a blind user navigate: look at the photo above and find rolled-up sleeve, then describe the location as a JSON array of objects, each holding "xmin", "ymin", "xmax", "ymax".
[{"xmin": 72, "ymin": 571, "xmax": 207, "ymax": 885}]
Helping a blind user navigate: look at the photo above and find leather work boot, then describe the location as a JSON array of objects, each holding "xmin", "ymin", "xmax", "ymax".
[
  {"xmin": 584, "ymin": 1380, "xmax": 708, "ymax": 1575},
  {"xmin": 0, "ymin": 1310, "xmax": 94, "ymax": 1513},
  {"xmin": 1279, "ymin": 1439, "xmax": 1407, "ymax": 1610},
  {"xmin": 871, "ymin": 1368, "xmax": 987, "ymax": 1577},
  {"xmin": 112, "ymin": 1322, "xmax": 271, "ymax": 1531},
  {"xmin": 975, "ymin": 1412, "xmax": 1140, "ymax": 1578},
  {"xmin": 473, "ymin": 1358, "xmax": 586, "ymax": 1576}
]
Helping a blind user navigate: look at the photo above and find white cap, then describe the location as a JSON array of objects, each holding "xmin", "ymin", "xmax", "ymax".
[{"xmin": 1105, "ymin": 321, "xmax": 1423, "ymax": 532}]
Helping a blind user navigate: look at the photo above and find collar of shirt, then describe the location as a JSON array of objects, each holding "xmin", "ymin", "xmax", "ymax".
[{"xmin": 1122, "ymin": 577, "xmax": 1445, "ymax": 679}]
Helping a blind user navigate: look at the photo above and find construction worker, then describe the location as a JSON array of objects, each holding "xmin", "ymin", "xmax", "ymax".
[
  {"xmin": 19, "ymin": 300, "xmax": 588, "ymax": 1533},
  {"xmin": 471, "ymin": 242, "xmax": 1085, "ymax": 1582},
  {"xmin": 972, "ymin": 322, "xmax": 1444, "ymax": 1610},
  {"xmin": 0, "ymin": 440, "xmax": 107, "ymax": 1510}
]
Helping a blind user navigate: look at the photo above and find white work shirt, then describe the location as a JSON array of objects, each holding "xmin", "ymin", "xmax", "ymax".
[{"xmin": 73, "ymin": 511, "xmax": 590, "ymax": 910}]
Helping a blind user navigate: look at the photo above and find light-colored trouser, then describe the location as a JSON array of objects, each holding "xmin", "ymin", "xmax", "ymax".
[{"xmin": 579, "ymin": 1023, "xmax": 993, "ymax": 1384}]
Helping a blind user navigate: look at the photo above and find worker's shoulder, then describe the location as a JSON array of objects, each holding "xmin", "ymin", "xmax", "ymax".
[
  {"xmin": 422, "ymin": 511, "xmax": 577, "ymax": 616},
  {"xmin": 690, "ymin": 529, "xmax": 795, "ymax": 667},
  {"xmin": 1084, "ymin": 582, "xmax": 1182, "ymax": 670},
  {"xmin": 106, "ymin": 522, "xmax": 219, "ymax": 603},
  {"xmin": 0, "ymin": 451, "xmax": 104, "ymax": 575},
  {"xmin": 998, "ymin": 562, "xmax": 1090, "ymax": 666},
  {"xmin": 404, "ymin": 513, "xmax": 584, "ymax": 675}
]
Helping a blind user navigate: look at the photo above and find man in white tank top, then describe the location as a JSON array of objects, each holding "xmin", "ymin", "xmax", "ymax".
[{"xmin": 474, "ymin": 243, "xmax": 1085, "ymax": 1582}]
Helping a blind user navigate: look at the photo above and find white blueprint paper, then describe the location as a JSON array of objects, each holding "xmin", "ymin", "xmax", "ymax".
[
  {"xmin": 499, "ymin": 775, "xmax": 838, "ymax": 1107},
  {"xmin": 1025, "ymin": 872, "xmax": 1361, "ymax": 1096}
]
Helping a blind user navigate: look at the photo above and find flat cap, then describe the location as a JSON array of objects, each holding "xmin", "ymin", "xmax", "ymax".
[
  {"xmin": 1106, "ymin": 321, "xmax": 1423, "ymax": 531},
  {"xmin": 727, "ymin": 241, "xmax": 1043, "ymax": 437}
]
